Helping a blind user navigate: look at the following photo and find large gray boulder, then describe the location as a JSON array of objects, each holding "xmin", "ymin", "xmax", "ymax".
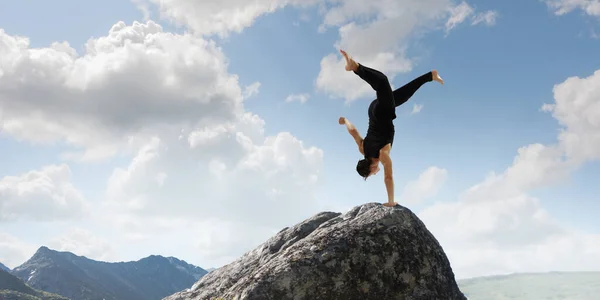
[{"xmin": 165, "ymin": 202, "xmax": 466, "ymax": 300}]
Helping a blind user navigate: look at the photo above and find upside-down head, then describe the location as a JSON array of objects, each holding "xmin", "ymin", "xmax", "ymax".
[{"xmin": 356, "ymin": 158, "xmax": 379, "ymax": 180}]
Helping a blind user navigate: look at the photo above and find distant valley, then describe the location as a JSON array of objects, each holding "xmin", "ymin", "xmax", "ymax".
[{"xmin": 458, "ymin": 271, "xmax": 600, "ymax": 299}]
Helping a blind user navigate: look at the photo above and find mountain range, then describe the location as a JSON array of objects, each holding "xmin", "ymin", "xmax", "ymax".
[
  {"xmin": 3, "ymin": 248, "xmax": 598, "ymax": 300},
  {"xmin": 7, "ymin": 246, "xmax": 208, "ymax": 300}
]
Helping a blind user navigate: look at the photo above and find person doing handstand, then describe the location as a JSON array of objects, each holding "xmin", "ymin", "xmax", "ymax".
[{"xmin": 338, "ymin": 49, "xmax": 444, "ymax": 207}]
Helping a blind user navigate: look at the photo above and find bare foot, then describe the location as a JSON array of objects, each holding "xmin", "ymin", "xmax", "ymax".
[
  {"xmin": 340, "ymin": 49, "xmax": 358, "ymax": 72},
  {"xmin": 383, "ymin": 202, "xmax": 398, "ymax": 207},
  {"xmin": 432, "ymin": 70, "xmax": 444, "ymax": 85}
]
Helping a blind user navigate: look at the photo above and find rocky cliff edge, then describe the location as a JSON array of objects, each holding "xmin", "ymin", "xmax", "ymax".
[{"xmin": 165, "ymin": 202, "xmax": 466, "ymax": 300}]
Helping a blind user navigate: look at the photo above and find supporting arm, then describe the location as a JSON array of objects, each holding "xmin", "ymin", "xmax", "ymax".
[{"xmin": 379, "ymin": 145, "xmax": 397, "ymax": 207}]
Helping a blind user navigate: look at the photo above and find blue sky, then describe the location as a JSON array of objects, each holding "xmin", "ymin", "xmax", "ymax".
[
  {"xmin": 212, "ymin": 1, "xmax": 600, "ymax": 228},
  {"xmin": 1, "ymin": 0, "xmax": 599, "ymax": 278}
]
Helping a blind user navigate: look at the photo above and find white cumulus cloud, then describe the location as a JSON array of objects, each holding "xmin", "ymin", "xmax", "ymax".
[
  {"xmin": 418, "ymin": 68, "xmax": 600, "ymax": 279},
  {"xmin": 98, "ymin": 121, "xmax": 324, "ymax": 264},
  {"xmin": 136, "ymin": 0, "xmax": 320, "ymax": 37},
  {"xmin": 0, "ymin": 20, "xmax": 326, "ymax": 267},
  {"xmin": 543, "ymin": 70, "xmax": 600, "ymax": 164},
  {"xmin": 315, "ymin": 0, "xmax": 497, "ymax": 102},
  {"xmin": 0, "ymin": 22, "xmax": 244, "ymax": 162},
  {"xmin": 48, "ymin": 228, "xmax": 116, "ymax": 262},
  {"xmin": 401, "ymin": 166, "xmax": 448, "ymax": 204},
  {"xmin": 0, "ymin": 164, "xmax": 89, "ymax": 222},
  {"xmin": 0, "ymin": 232, "xmax": 36, "ymax": 269},
  {"xmin": 134, "ymin": 0, "xmax": 496, "ymax": 103},
  {"xmin": 103, "ymin": 115, "xmax": 324, "ymax": 226}
]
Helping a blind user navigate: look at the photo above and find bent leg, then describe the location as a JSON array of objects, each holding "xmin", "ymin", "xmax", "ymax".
[
  {"xmin": 354, "ymin": 64, "xmax": 390, "ymax": 92},
  {"xmin": 393, "ymin": 72, "xmax": 433, "ymax": 107},
  {"xmin": 354, "ymin": 64, "xmax": 395, "ymax": 114}
]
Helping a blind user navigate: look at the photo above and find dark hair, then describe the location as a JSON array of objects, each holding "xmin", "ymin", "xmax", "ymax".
[{"xmin": 356, "ymin": 158, "xmax": 372, "ymax": 180}]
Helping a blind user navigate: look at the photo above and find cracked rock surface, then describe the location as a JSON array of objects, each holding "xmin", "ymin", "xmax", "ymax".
[{"xmin": 164, "ymin": 202, "xmax": 466, "ymax": 300}]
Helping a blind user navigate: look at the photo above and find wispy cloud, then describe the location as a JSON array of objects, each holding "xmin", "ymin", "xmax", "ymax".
[
  {"xmin": 472, "ymin": 10, "xmax": 498, "ymax": 26},
  {"xmin": 446, "ymin": 2, "xmax": 498, "ymax": 34},
  {"xmin": 285, "ymin": 93, "xmax": 310, "ymax": 104},
  {"xmin": 243, "ymin": 82, "xmax": 261, "ymax": 99},
  {"xmin": 446, "ymin": 2, "xmax": 475, "ymax": 33},
  {"xmin": 411, "ymin": 103, "xmax": 424, "ymax": 114},
  {"xmin": 545, "ymin": 0, "xmax": 600, "ymax": 16}
]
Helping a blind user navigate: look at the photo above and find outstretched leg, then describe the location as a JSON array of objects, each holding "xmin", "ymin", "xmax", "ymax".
[{"xmin": 393, "ymin": 70, "xmax": 443, "ymax": 107}]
